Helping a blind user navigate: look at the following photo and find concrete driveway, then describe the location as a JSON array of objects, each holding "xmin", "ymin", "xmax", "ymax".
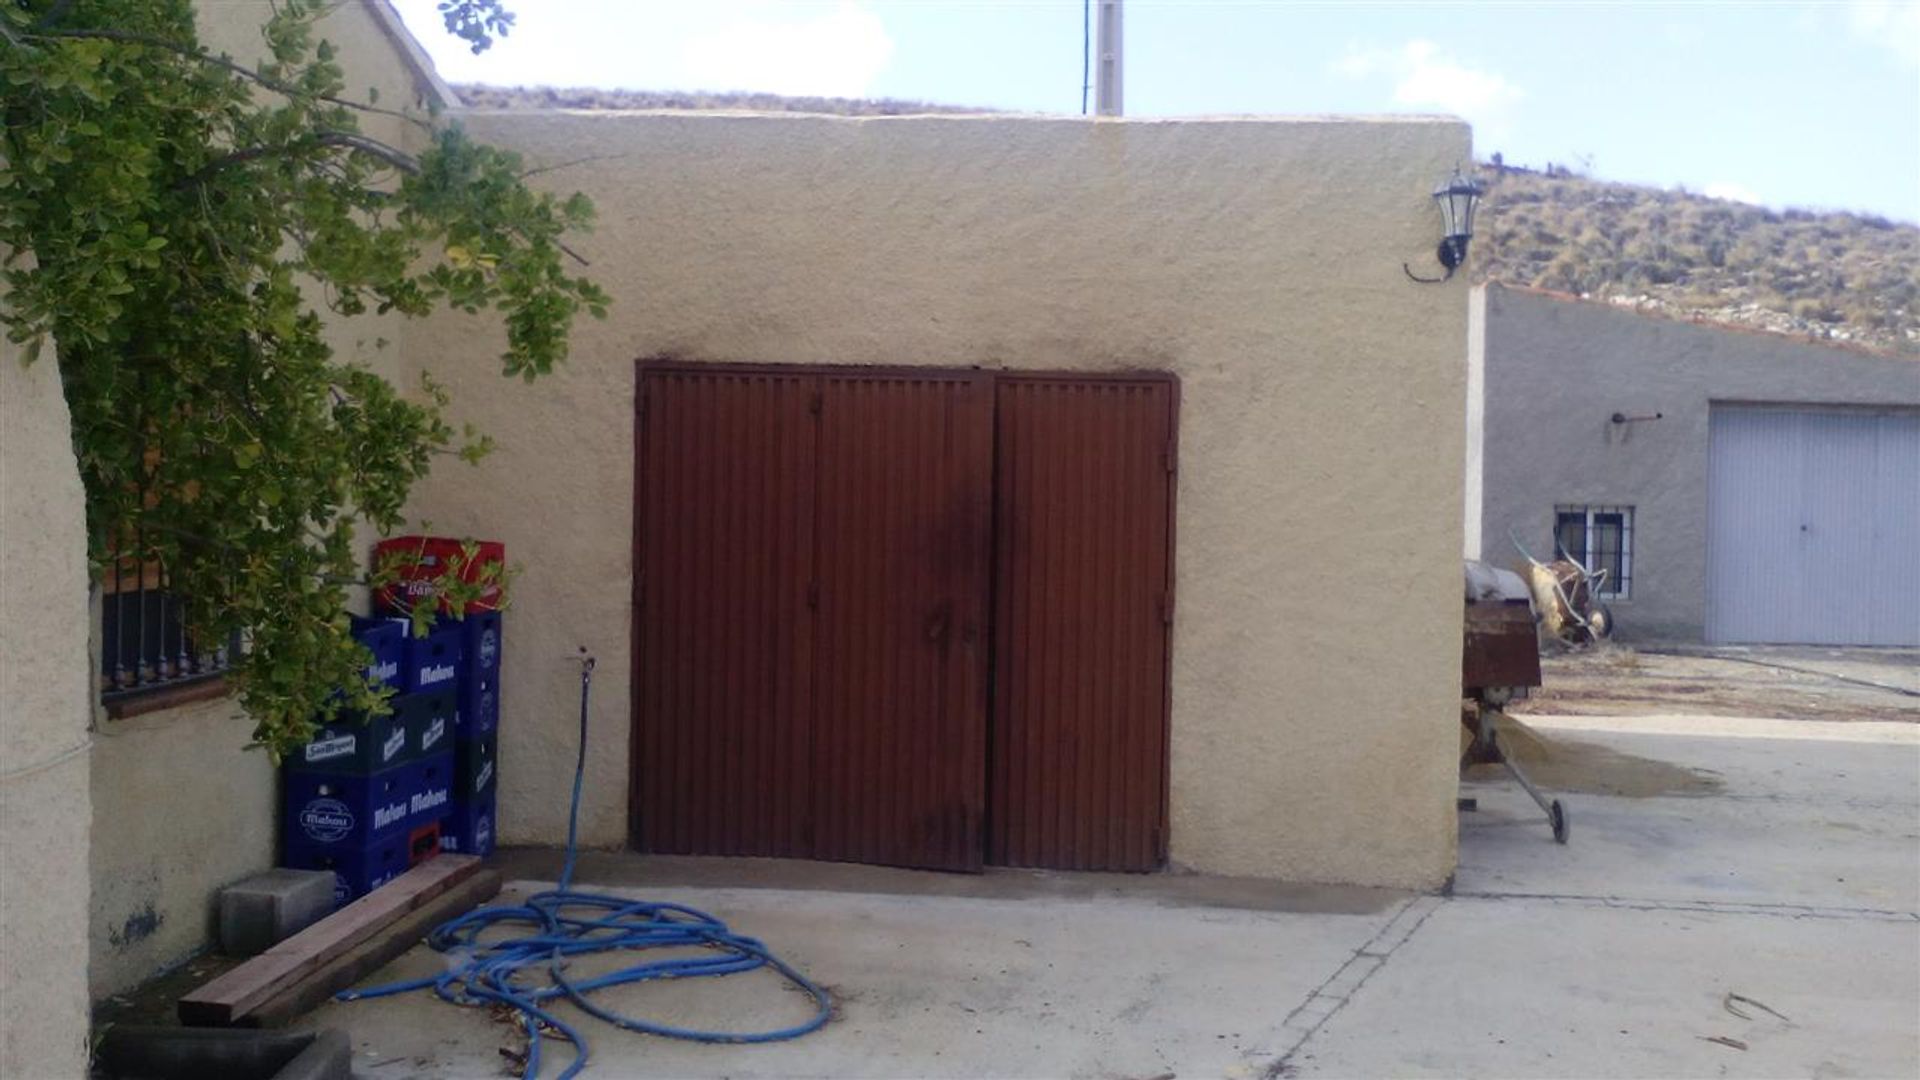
[{"xmin": 310, "ymin": 711, "xmax": 1919, "ymax": 1079}]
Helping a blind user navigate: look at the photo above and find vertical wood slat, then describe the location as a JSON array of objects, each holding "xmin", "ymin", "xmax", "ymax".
[
  {"xmin": 811, "ymin": 372, "xmax": 992, "ymax": 871},
  {"xmin": 635, "ymin": 364, "xmax": 991, "ymax": 871},
  {"xmin": 989, "ymin": 376, "xmax": 1176, "ymax": 872},
  {"xmin": 633, "ymin": 369, "xmax": 817, "ymax": 857}
]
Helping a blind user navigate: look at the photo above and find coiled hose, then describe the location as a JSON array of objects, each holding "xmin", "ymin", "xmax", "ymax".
[{"xmin": 339, "ymin": 651, "xmax": 832, "ymax": 1079}]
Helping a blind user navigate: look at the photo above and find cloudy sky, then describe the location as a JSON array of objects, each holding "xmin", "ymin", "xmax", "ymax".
[{"xmin": 390, "ymin": 1, "xmax": 1920, "ymax": 221}]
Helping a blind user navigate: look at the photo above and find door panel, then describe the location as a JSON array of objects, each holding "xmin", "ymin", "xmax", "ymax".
[
  {"xmin": 990, "ymin": 376, "xmax": 1176, "ymax": 871},
  {"xmin": 1707, "ymin": 406, "xmax": 1920, "ymax": 646},
  {"xmin": 810, "ymin": 373, "xmax": 994, "ymax": 871},
  {"xmin": 634, "ymin": 364, "xmax": 1179, "ymax": 872},
  {"xmin": 633, "ymin": 368, "xmax": 818, "ymax": 856}
]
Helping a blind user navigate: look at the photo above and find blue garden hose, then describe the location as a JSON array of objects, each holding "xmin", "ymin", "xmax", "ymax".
[{"xmin": 339, "ymin": 650, "xmax": 832, "ymax": 1079}]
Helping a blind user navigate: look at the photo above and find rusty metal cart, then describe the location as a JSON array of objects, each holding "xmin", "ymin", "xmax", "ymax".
[{"xmin": 1461, "ymin": 560, "xmax": 1569, "ymax": 844}]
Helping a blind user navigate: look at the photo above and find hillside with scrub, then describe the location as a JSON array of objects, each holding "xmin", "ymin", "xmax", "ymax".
[{"xmin": 1473, "ymin": 163, "xmax": 1919, "ymax": 354}]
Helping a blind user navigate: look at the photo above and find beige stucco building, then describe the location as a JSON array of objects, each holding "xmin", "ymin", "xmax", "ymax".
[
  {"xmin": 6, "ymin": 6, "xmax": 1477, "ymax": 1059},
  {"xmin": 403, "ymin": 108, "xmax": 1473, "ymax": 886},
  {"xmin": 2, "ymin": 275, "xmax": 94, "ymax": 1078}
]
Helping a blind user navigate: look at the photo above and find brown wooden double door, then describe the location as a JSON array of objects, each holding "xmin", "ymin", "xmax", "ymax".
[{"xmin": 632, "ymin": 363, "xmax": 1175, "ymax": 872}]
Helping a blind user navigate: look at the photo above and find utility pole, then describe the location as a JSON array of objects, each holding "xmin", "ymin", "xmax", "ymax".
[{"xmin": 1095, "ymin": 0, "xmax": 1123, "ymax": 117}]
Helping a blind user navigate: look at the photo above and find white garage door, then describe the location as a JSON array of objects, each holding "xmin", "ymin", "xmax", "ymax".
[{"xmin": 1707, "ymin": 406, "xmax": 1920, "ymax": 646}]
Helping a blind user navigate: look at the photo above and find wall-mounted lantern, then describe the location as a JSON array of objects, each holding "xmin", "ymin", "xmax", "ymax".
[{"xmin": 1405, "ymin": 166, "xmax": 1484, "ymax": 283}]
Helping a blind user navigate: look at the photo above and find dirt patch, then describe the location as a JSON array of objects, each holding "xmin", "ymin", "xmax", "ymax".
[
  {"xmin": 1512, "ymin": 644, "xmax": 1920, "ymax": 724},
  {"xmin": 1466, "ymin": 712, "xmax": 1724, "ymax": 798}
]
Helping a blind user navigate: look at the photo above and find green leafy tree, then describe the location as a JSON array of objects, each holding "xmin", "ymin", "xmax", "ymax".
[{"xmin": 1, "ymin": 0, "xmax": 606, "ymax": 755}]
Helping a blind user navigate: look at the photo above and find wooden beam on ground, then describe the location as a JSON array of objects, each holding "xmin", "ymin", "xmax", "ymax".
[
  {"xmin": 179, "ymin": 854, "xmax": 481, "ymax": 1027},
  {"xmin": 241, "ymin": 868, "xmax": 502, "ymax": 1028}
]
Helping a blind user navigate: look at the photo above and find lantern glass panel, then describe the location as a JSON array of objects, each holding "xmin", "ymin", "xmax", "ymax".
[
  {"xmin": 1433, "ymin": 186, "xmax": 1456, "ymax": 237},
  {"xmin": 1450, "ymin": 184, "xmax": 1480, "ymax": 239},
  {"xmin": 1432, "ymin": 172, "xmax": 1481, "ymax": 242}
]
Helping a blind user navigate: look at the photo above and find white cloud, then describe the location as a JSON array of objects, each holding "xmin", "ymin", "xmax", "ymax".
[
  {"xmin": 680, "ymin": 2, "xmax": 895, "ymax": 98},
  {"xmin": 1704, "ymin": 182, "xmax": 1765, "ymax": 205},
  {"xmin": 388, "ymin": 1, "xmax": 895, "ymax": 99},
  {"xmin": 1849, "ymin": 1, "xmax": 1920, "ymax": 66},
  {"xmin": 1333, "ymin": 40, "xmax": 1522, "ymax": 141}
]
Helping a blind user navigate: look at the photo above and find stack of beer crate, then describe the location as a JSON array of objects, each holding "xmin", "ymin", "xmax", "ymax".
[
  {"xmin": 440, "ymin": 608, "xmax": 500, "ymax": 857},
  {"xmin": 281, "ymin": 617, "xmax": 458, "ymax": 906},
  {"xmin": 280, "ymin": 537, "xmax": 503, "ymax": 906},
  {"xmin": 371, "ymin": 536, "xmax": 504, "ymax": 860}
]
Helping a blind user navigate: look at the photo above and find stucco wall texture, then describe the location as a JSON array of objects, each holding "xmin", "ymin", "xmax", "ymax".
[
  {"xmin": 1, "ymin": 286, "xmax": 93, "ymax": 1078},
  {"xmin": 75, "ymin": 1, "xmax": 444, "ymax": 998},
  {"xmin": 404, "ymin": 111, "xmax": 1472, "ymax": 888},
  {"xmin": 1471, "ymin": 284, "xmax": 1920, "ymax": 640}
]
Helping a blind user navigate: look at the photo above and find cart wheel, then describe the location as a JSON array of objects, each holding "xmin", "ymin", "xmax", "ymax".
[{"xmin": 1550, "ymin": 800, "xmax": 1570, "ymax": 844}]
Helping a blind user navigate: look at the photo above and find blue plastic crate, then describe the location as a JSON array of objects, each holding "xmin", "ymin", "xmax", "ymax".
[
  {"xmin": 399, "ymin": 621, "xmax": 464, "ymax": 694},
  {"xmin": 291, "ymin": 708, "xmax": 414, "ymax": 777},
  {"xmin": 284, "ymin": 816, "xmax": 445, "ymax": 906},
  {"xmin": 407, "ymin": 689, "xmax": 457, "ymax": 759},
  {"xmin": 460, "ymin": 610, "xmax": 502, "ymax": 680},
  {"xmin": 290, "ymin": 690, "xmax": 452, "ymax": 777},
  {"xmin": 349, "ymin": 616, "xmax": 405, "ymax": 691},
  {"xmin": 438, "ymin": 790, "xmax": 496, "ymax": 857},
  {"xmin": 454, "ymin": 731, "xmax": 496, "ymax": 803},
  {"xmin": 283, "ymin": 831, "xmax": 407, "ymax": 907},
  {"xmin": 456, "ymin": 674, "xmax": 499, "ymax": 739},
  {"xmin": 283, "ymin": 753, "xmax": 454, "ymax": 851}
]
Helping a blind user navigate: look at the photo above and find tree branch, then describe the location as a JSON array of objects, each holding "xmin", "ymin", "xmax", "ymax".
[
  {"xmin": 176, "ymin": 129, "xmax": 420, "ymax": 189},
  {"xmin": 518, "ymin": 153, "xmax": 628, "ymax": 180},
  {"xmin": 33, "ymin": 1, "xmax": 77, "ymax": 31},
  {"xmin": 23, "ymin": 26, "xmax": 431, "ymax": 131},
  {"xmin": 549, "ymin": 235, "xmax": 591, "ymax": 267}
]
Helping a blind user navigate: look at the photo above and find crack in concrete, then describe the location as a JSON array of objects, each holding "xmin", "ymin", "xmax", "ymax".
[
  {"xmin": 1239, "ymin": 880, "xmax": 1914, "ymax": 1079},
  {"xmin": 1450, "ymin": 888, "xmax": 1918, "ymax": 922},
  {"xmin": 1707, "ymin": 794, "xmax": 1919, "ymax": 809},
  {"xmin": 1249, "ymin": 893, "xmax": 1447, "ymax": 1078}
]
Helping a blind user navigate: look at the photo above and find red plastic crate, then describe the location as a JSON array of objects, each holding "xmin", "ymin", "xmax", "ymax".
[{"xmin": 372, "ymin": 536, "xmax": 505, "ymax": 616}]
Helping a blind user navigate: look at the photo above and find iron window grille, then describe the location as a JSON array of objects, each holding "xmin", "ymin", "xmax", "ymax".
[
  {"xmin": 100, "ymin": 537, "xmax": 238, "ymax": 705},
  {"xmin": 1553, "ymin": 505, "xmax": 1633, "ymax": 600}
]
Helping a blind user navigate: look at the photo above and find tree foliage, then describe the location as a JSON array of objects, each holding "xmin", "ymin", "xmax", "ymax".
[{"xmin": 1, "ymin": 0, "xmax": 606, "ymax": 755}]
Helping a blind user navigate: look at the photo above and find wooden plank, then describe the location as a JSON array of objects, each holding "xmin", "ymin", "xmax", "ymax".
[
  {"xmin": 179, "ymin": 854, "xmax": 481, "ymax": 1026},
  {"xmin": 241, "ymin": 869, "xmax": 502, "ymax": 1028}
]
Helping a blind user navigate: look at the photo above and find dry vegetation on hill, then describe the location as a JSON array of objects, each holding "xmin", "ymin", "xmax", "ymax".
[
  {"xmin": 455, "ymin": 86, "xmax": 1918, "ymax": 354},
  {"xmin": 1474, "ymin": 165, "xmax": 1919, "ymax": 353},
  {"xmin": 452, "ymin": 84, "xmax": 988, "ymax": 116}
]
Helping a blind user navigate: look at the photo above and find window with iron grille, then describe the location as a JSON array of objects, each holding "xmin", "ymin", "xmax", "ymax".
[
  {"xmin": 1553, "ymin": 505, "xmax": 1632, "ymax": 600},
  {"xmin": 100, "ymin": 539, "xmax": 238, "ymax": 707}
]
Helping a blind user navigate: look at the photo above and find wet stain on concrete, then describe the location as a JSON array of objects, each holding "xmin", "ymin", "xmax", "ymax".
[
  {"xmin": 108, "ymin": 902, "xmax": 164, "ymax": 950},
  {"xmin": 1465, "ymin": 714, "xmax": 1725, "ymax": 798}
]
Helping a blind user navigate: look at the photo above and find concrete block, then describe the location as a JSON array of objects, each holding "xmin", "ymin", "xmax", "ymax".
[{"xmin": 218, "ymin": 869, "xmax": 336, "ymax": 957}]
